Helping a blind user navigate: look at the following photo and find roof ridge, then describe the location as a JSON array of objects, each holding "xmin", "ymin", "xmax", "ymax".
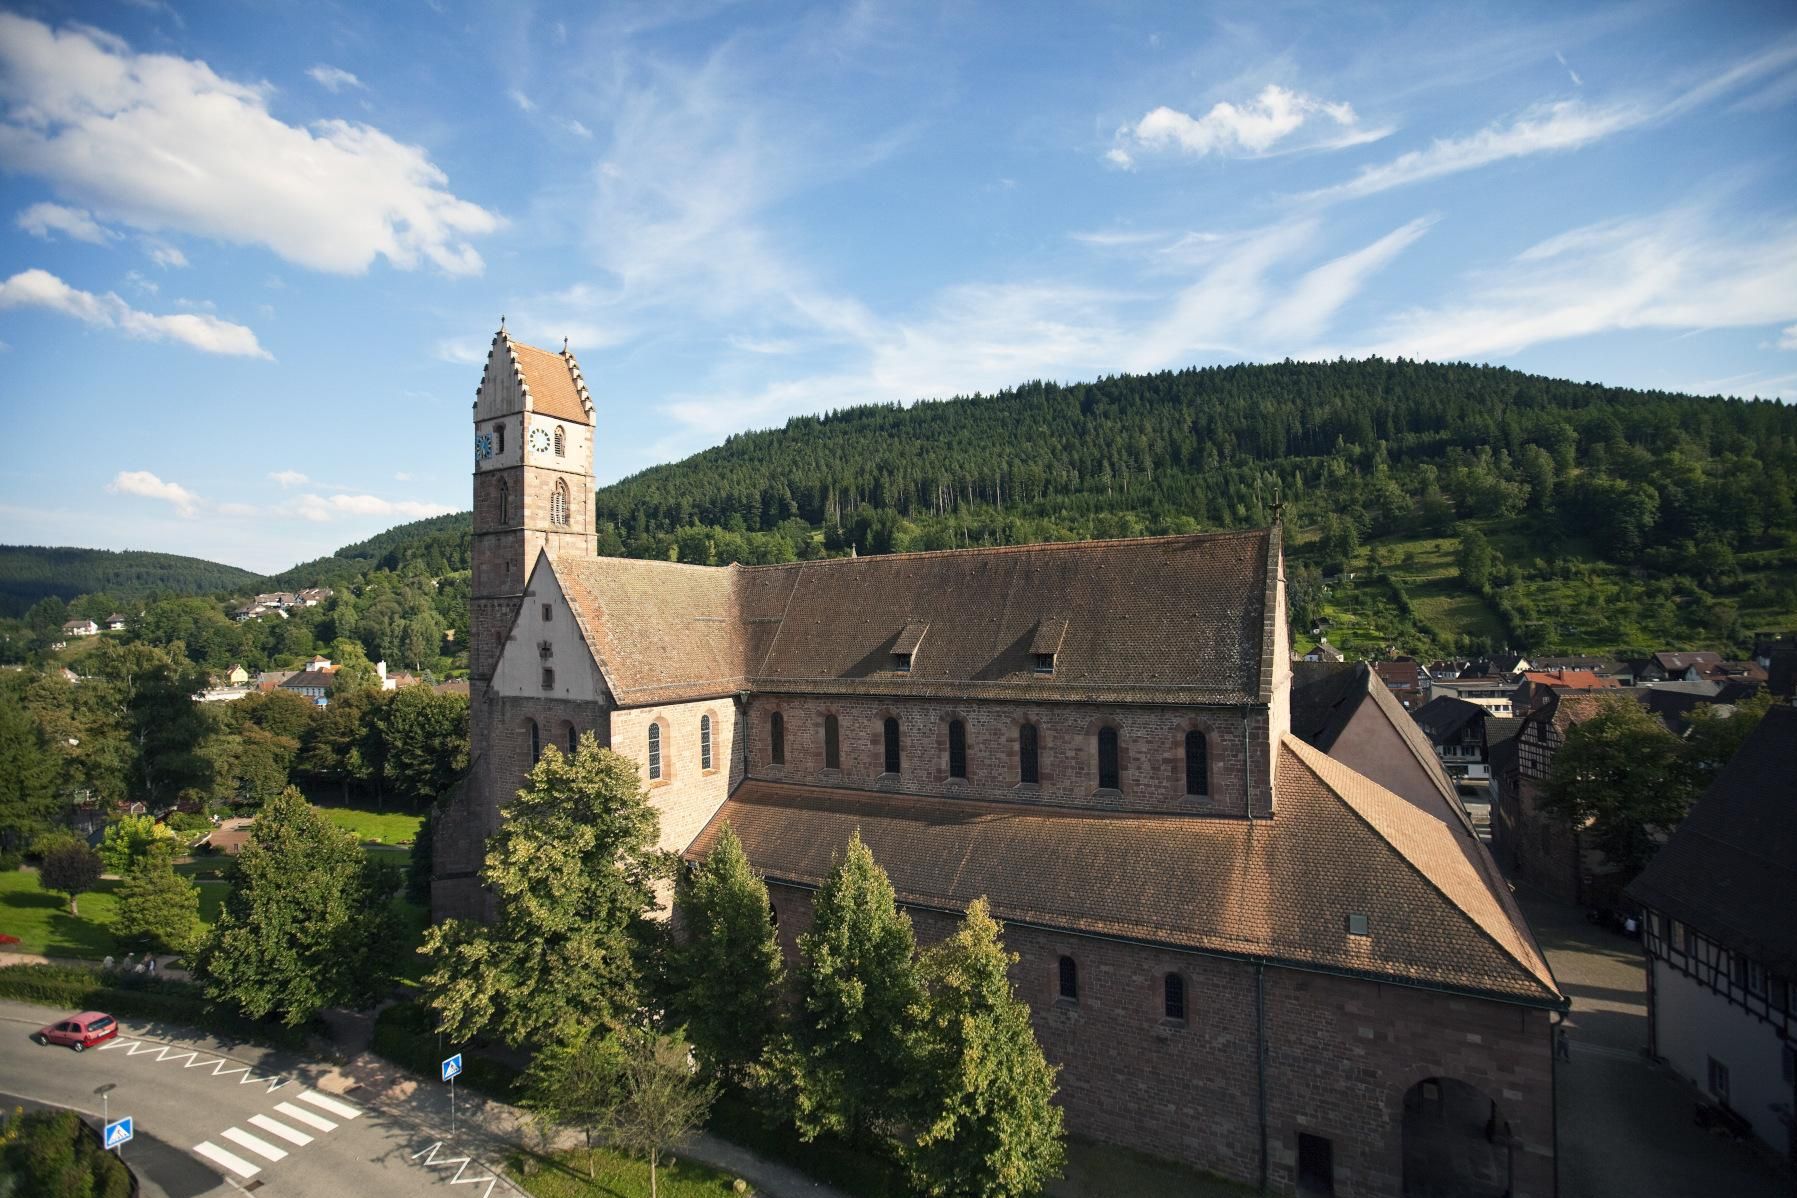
[
  {"xmin": 736, "ymin": 527, "xmax": 1268, "ymax": 571},
  {"xmin": 1280, "ymin": 735, "xmax": 1562, "ymax": 1002}
]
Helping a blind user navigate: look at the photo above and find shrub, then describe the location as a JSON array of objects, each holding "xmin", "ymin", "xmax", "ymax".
[
  {"xmin": 0, "ymin": 964, "xmax": 312, "ymax": 1050},
  {"xmin": 369, "ymin": 1001, "xmax": 521, "ymax": 1100},
  {"xmin": 0, "ymin": 1106, "xmax": 131, "ymax": 1198}
]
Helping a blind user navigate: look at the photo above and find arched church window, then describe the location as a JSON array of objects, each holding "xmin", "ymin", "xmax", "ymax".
[
  {"xmin": 1185, "ymin": 730, "xmax": 1209, "ymax": 797},
  {"xmin": 648, "ymin": 723, "xmax": 663, "ymax": 781},
  {"xmin": 554, "ymin": 425, "xmax": 566, "ymax": 456},
  {"xmin": 823, "ymin": 714, "xmax": 840, "ymax": 770},
  {"xmin": 700, "ymin": 714, "xmax": 714, "ymax": 771},
  {"xmin": 566, "ymin": 724, "xmax": 578, "ymax": 755},
  {"xmin": 1019, "ymin": 722, "xmax": 1039, "ymax": 785},
  {"xmin": 498, "ymin": 479, "xmax": 510, "ymax": 526},
  {"xmin": 948, "ymin": 719, "xmax": 967, "ymax": 780},
  {"xmin": 551, "ymin": 479, "xmax": 570, "ymax": 526},
  {"xmin": 495, "ymin": 422, "xmax": 505, "ymax": 454},
  {"xmin": 1097, "ymin": 726, "xmax": 1120, "ymax": 790},
  {"xmin": 883, "ymin": 717, "xmax": 901, "ymax": 775}
]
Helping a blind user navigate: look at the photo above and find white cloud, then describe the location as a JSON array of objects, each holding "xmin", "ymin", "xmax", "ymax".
[
  {"xmin": 145, "ymin": 242, "xmax": 188, "ymax": 268},
  {"xmin": 16, "ymin": 201, "xmax": 113, "ymax": 243},
  {"xmin": 0, "ymin": 15, "xmax": 499, "ymax": 275},
  {"xmin": 508, "ymin": 88, "xmax": 536, "ymax": 113},
  {"xmin": 393, "ymin": 471, "xmax": 412, "ymax": 482},
  {"xmin": 1261, "ymin": 216, "xmax": 1437, "ymax": 344},
  {"xmin": 1108, "ymin": 85, "xmax": 1389, "ymax": 168},
  {"xmin": 269, "ymin": 469, "xmax": 309, "ymax": 488},
  {"xmin": 307, "ymin": 64, "xmax": 364, "ymax": 93},
  {"xmin": 1555, "ymin": 51, "xmax": 1582, "ymax": 87},
  {"xmin": 1360, "ymin": 206, "xmax": 1797, "ymax": 361},
  {"xmin": 108, "ymin": 470, "xmax": 200, "ymax": 517},
  {"xmin": 282, "ymin": 493, "xmax": 455, "ymax": 523},
  {"xmin": 0, "ymin": 268, "xmax": 270, "ymax": 357},
  {"xmin": 435, "ymin": 336, "xmax": 490, "ymax": 366},
  {"xmin": 1777, "ymin": 324, "xmax": 1797, "ymax": 350}
]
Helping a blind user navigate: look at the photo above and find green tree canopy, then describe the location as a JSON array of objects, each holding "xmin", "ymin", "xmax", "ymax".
[
  {"xmin": 420, "ymin": 735, "xmax": 665, "ymax": 1047},
  {"xmin": 792, "ymin": 831, "xmax": 922, "ymax": 1142},
  {"xmin": 97, "ymin": 813, "xmax": 175, "ymax": 874},
  {"xmin": 671, "ymin": 823, "xmax": 784, "ymax": 1087},
  {"xmin": 1541, "ymin": 696, "xmax": 1690, "ymax": 878},
  {"xmin": 193, "ymin": 787, "xmax": 399, "ymax": 1024},
  {"xmin": 378, "ymin": 685, "xmax": 469, "ymax": 807},
  {"xmin": 39, "ymin": 842, "xmax": 102, "ymax": 916},
  {"xmin": 903, "ymin": 898, "xmax": 1065, "ymax": 1198},
  {"xmin": 113, "ymin": 840, "xmax": 202, "ymax": 953},
  {"xmin": 0, "ymin": 689, "xmax": 60, "ymax": 856}
]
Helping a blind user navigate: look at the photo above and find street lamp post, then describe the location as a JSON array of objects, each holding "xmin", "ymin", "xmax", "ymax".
[{"xmin": 93, "ymin": 1083, "xmax": 116, "ymax": 1156}]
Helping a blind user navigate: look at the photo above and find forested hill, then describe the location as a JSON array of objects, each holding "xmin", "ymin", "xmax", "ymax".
[
  {"xmin": 263, "ymin": 512, "xmax": 470, "ymax": 590},
  {"xmin": 0, "ymin": 545, "xmax": 260, "ymax": 616}
]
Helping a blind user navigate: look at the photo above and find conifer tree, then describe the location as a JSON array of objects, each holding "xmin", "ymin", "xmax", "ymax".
[
  {"xmin": 792, "ymin": 831, "xmax": 921, "ymax": 1141},
  {"xmin": 421, "ymin": 735, "xmax": 664, "ymax": 1047},
  {"xmin": 672, "ymin": 823, "xmax": 784, "ymax": 1087},
  {"xmin": 194, "ymin": 786, "xmax": 399, "ymax": 1023},
  {"xmin": 903, "ymin": 898, "xmax": 1065, "ymax": 1198},
  {"xmin": 113, "ymin": 840, "xmax": 201, "ymax": 953}
]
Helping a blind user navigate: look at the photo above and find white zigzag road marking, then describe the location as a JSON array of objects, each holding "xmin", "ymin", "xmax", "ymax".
[
  {"xmin": 410, "ymin": 1141, "xmax": 500, "ymax": 1197},
  {"xmin": 97, "ymin": 1037, "xmax": 285, "ymax": 1090}
]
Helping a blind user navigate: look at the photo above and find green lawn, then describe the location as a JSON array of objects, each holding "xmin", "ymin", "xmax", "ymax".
[
  {"xmin": 315, "ymin": 804, "xmax": 424, "ymax": 845},
  {"xmin": 508, "ymin": 1148, "xmax": 741, "ymax": 1198},
  {"xmin": 0, "ymin": 868, "xmax": 228, "ymax": 959}
]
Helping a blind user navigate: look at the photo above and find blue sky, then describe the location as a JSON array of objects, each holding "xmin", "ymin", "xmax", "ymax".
[{"xmin": 1, "ymin": 0, "xmax": 1794, "ymax": 573}]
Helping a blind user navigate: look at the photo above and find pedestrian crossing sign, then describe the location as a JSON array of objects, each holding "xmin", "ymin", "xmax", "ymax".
[
  {"xmin": 104, "ymin": 1117, "xmax": 133, "ymax": 1149},
  {"xmin": 442, "ymin": 1053, "xmax": 462, "ymax": 1082}
]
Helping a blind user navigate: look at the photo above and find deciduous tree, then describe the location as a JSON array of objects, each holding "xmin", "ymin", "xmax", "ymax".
[
  {"xmin": 113, "ymin": 841, "xmax": 201, "ymax": 953},
  {"xmin": 671, "ymin": 823, "xmax": 784, "ymax": 1086},
  {"xmin": 1541, "ymin": 696, "xmax": 1689, "ymax": 878},
  {"xmin": 792, "ymin": 831, "xmax": 922, "ymax": 1142},
  {"xmin": 902, "ymin": 898, "xmax": 1065, "ymax": 1198},
  {"xmin": 39, "ymin": 842, "xmax": 102, "ymax": 916},
  {"xmin": 194, "ymin": 787, "xmax": 399, "ymax": 1023},
  {"xmin": 420, "ymin": 735, "xmax": 664, "ymax": 1047},
  {"xmin": 595, "ymin": 1029, "xmax": 715, "ymax": 1198},
  {"xmin": 97, "ymin": 813, "xmax": 174, "ymax": 874}
]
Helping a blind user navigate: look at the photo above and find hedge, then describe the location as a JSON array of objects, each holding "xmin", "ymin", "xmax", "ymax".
[
  {"xmin": 370, "ymin": 1001, "xmax": 522, "ymax": 1100},
  {"xmin": 0, "ymin": 1106, "xmax": 133, "ymax": 1198},
  {"xmin": 0, "ymin": 965, "xmax": 314, "ymax": 1050}
]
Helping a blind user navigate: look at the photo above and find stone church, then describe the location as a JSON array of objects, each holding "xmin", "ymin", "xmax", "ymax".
[{"xmin": 434, "ymin": 328, "xmax": 1565, "ymax": 1198}]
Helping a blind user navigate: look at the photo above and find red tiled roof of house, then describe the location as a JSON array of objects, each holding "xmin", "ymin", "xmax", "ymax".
[
  {"xmin": 1519, "ymin": 670, "xmax": 1618, "ymax": 690},
  {"xmin": 552, "ymin": 529, "xmax": 1275, "ymax": 708},
  {"xmin": 690, "ymin": 736, "xmax": 1561, "ymax": 1007}
]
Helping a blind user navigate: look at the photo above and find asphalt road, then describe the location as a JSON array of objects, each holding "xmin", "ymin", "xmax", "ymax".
[{"xmin": 0, "ymin": 1000, "xmax": 524, "ymax": 1198}]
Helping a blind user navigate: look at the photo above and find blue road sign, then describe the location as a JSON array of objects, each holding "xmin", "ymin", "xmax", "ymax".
[
  {"xmin": 441, "ymin": 1053, "xmax": 462, "ymax": 1082},
  {"xmin": 104, "ymin": 1117, "xmax": 133, "ymax": 1149}
]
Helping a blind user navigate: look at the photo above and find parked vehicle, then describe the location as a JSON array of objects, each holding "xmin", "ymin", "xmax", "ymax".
[{"xmin": 33, "ymin": 1011, "xmax": 119, "ymax": 1052}]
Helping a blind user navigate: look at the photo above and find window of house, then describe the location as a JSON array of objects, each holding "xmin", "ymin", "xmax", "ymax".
[
  {"xmin": 1671, "ymin": 920, "xmax": 1686, "ymax": 951},
  {"xmin": 701, "ymin": 715, "xmax": 714, "ymax": 771},
  {"xmin": 1097, "ymin": 726, "xmax": 1120, "ymax": 790},
  {"xmin": 1772, "ymin": 977, "xmax": 1790, "ymax": 1014},
  {"xmin": 771, "ymin": 711, "xmax": 785, "ymax": 765},
  {"xmin": 1746, "ymin": 959, "xmax": 1765, "ymax": 997},
  {"xmin": 528, "ymin": 719, "xmax": 539, "ymax": 764},
  {"xmin": 541, "ymin": 667, "xmax": 554, "ymax": 690},
  {"xmin": 566, "ymin": 725, "xmax": 578, "ymax": 754},
  {"xmin": 1058, "ymin": 956, "xmax": 1078, "ymax": 1002},
  {"xmin": 883, "ymin": 717, "xmax": 901, "ymax": 775},
  {"xmin": 1185, "ymin": 730, "xmax": 1209, "ymax": 797},
  {"xmin": 495, "ymin": 423, "xmax": 505, "ymax": 454},
  {"xmin": 1034, "ymin": 652, "xmax": 1055, "ymax": 674},
  {"xmin": 554, "ymin": 425, "xmax": 566, "ymax": 456},
  {"xmin": 1708, "ymin": 1057, "xmax": 1730, "ymax": 1102},
  {"xmin": 542, "ymin": 603, "xmax": 552, "ymax": 621},
  {"xmin": 893, "ymin": 652, "xmax": 912, "ymax": 673},
  {"xmin": 1731, "ymin": 953, "xmax": 1747, "ymax": 990},
  {"xmin": 648, "ymin": 724, "xmax": 663, "ymax": 781},
  {"xmin": 948, "ymin": 719, "xmax": 967, "ymax": 780},
  {"xmin": 824, "ymin": 714, "xmax": 840, "ymax": 770},
  {"xmin": 1164, "ymin": 973, "xmax": 1186, "ymax": 1021},
  {"xmin": 551, "ymin": 479, "xmax": 570, "ymax": 526},
  {"xmin": 1019, "ymin": 722, "xmax": 1039, "ymax": 785}
]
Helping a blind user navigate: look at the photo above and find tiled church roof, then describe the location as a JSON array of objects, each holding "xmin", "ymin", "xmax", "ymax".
[
  {"xmin": 689, "ymin": 734, "xmax": 1564, "ymax": 1007},
  {"xmin": 506, "ymin": 337, "xmax": 592, "ymax": 424},
  {"xmin": 550, "ymin": 529, "xmax": 1274, "ymax": 708}
]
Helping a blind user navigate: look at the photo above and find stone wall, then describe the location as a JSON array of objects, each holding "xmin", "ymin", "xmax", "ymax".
[
  {"xmin": 744, "ymin": 694, "xmax": 1266, "ymax": 816},
  {"xmin": 610, "ymin": 697, "xmax": 745, "ymax": 854},
  {"xmin": 762, "ymin": 881, "xmax": 1555, "ymax": 1197}
]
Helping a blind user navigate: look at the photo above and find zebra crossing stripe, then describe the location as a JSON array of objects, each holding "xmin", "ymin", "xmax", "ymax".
[
  {"xmin": 193, "ymin": 1140, "xmax": 260, "ymax": 1179},
  {"xmin": 273, "ymin": 1101, "xmax": 336, "ymax": 1132},
  {"xmin": 220, "ymin": 1127, "xmax": 287, "ymax": 1162},
  {"xmin": 248, "ymin": 1114, "xmax": 312, "ymax": 1146},
  {"xmin": 296, "ymin": 1089, "xmax": 362, "ymax": 1119}
]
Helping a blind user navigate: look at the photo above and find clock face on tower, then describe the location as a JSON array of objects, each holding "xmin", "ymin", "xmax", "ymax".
[
  {"xmin": 530, "ymin": 427, "xmax": 551, "ymax": 453},
  {"xmin": 473, "ymin": 433, "xmax": 493, "ymax": 464}
]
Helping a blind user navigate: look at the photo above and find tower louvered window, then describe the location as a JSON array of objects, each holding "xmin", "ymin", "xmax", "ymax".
[
  {"xmin": 554, "ymin": 425, "xmax": 566, "ymax": 456},
  {"xmin": 551, "ymin": 479, "xmax": 570, "ymax": 526},
  {"xmin": 498, "ymin": 479, "xmax": 510, "ymax": 525}
]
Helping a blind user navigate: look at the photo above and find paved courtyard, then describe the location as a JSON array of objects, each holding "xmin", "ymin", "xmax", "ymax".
[{"xmin": 1510, "ymin": 886, "xmax": 1790, "ymax": 1198}]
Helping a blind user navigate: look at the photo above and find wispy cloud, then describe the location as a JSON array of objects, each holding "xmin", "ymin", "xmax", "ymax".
[
  {"xmin": 108, "ymin": 470, "xmax": 200, "ymax": 517},
  {"xmin": 1357, "ymin": 205, "xmax": 1797, "ymax": 361},
  {"xmin": 307, "ymin": 64, "xmax": 365, "ymax": 93},
  {"xmin": 1107, "ymin": 85, "xmax": 1390, "ymax": 168},
  {"xmin": 1554, "ymin": 51, "xmax": 1582, "ymax": 87},
  {"xmin": 145, "ymin": 241, "xmax": 188, "ymax": 268},
  {"xmin": 1261, "ymin": 216, "xmax": 1437, "ymax": 344},
  {"xmin": 508, "ymin": 88, "xmax": 537, "ymax": 113},
  {"xmin": 0, "ymin": 15, "xmax": 498, "ymax": 275},
  {"xmin": 1777, "ymin": 324, "xmax": 1797, "ymax": 351},
  {"xmin": 269, "ymin": 469, "xmax": 309, "ymax": 488},
  {"xmin": 16, "ymin": 201, "xmax": 114, "ymax": 244},
  {"xmin": 281, "ymin": 493, "xmax": 455, "ymax": 523},
  {"xmin": 0, "ymin": 268, "xmax": 270, "ymax": 357}
]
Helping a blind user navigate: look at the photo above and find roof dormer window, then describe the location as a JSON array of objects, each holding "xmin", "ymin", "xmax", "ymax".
[
  {"xmin": 892, "ymin": 619, "xmax": 928, "ymax": 674},
  {"xmin": 893, "ymin": 653, "xmax": 912, "ymax": 673},
  {"xmin": 1034, "ymin": 653, "xmax": 1055, "ymax": 674},
  {"xmin": 1030, "ymin": 617, "xmax": 1067, "ymax": 676}
]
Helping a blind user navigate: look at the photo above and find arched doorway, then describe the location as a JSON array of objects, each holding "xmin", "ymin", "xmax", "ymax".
[{"xmin": 1402, "ymin": 1077, "xmax": 1511, "ymax": 1197}]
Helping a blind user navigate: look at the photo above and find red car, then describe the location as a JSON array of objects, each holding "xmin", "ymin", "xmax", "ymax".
[{"xmin": 33, "ymin": 1011, "xmax": 119, "ymax": 1052}]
